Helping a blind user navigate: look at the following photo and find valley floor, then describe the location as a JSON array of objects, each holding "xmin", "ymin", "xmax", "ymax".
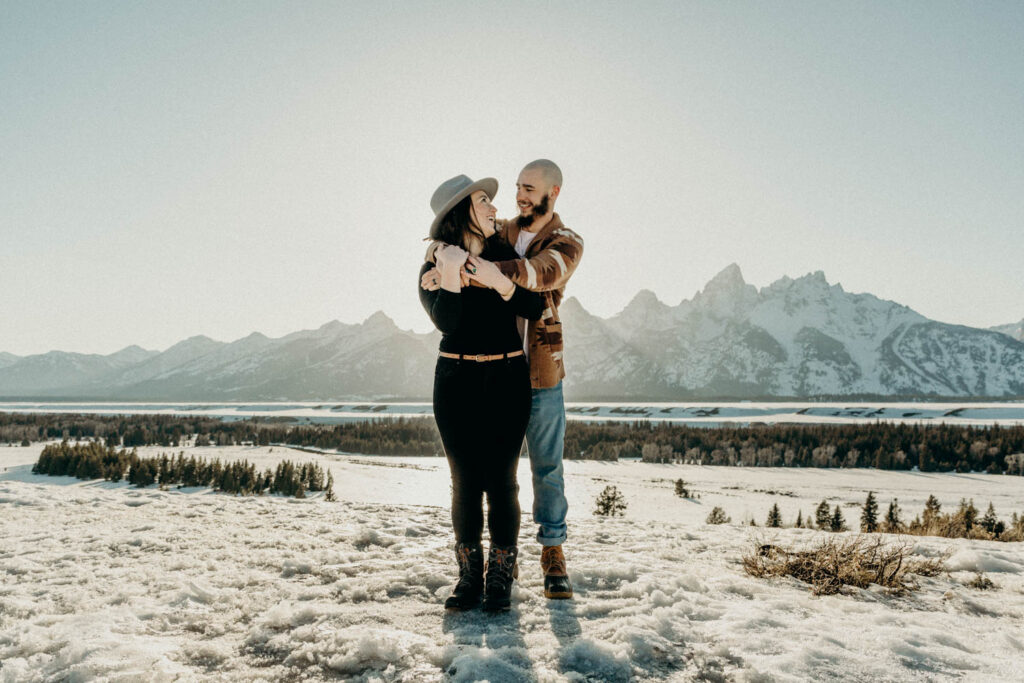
[{"xmin": 1, "ymin": 444, "xmax": 1023, "ymax": 682}]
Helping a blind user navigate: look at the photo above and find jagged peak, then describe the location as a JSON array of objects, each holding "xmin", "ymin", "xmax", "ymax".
[
  {"xmin": 796, "ymin": 270, "xmax": 828, "ymax": 285},
  {"xmin": 707, "ymin": 263, "xmax": 745, "ymax": 289},
  {"xmin": 364, "ymin": 311, "xmax": 396, "ymax": 326},
  {"xmin": 688, "ymin": 263, "xmax": 757, "ymax": 316},
  {"xmin": 561, "ymin": 296, "xmax": 586, "ymax": 314},
  {"xmin": 625, "ymin": 289, "xmax": 667, "ymax": 309}
]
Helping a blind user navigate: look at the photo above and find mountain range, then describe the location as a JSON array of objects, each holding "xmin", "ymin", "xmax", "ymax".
[{"xmin": 2, "ymin": 265, "xmax": 1022, "ymax": 400}]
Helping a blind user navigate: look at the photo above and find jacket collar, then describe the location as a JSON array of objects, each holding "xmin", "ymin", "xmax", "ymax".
[{"xmin": 504, "ymin": 213, "xmax": 563, "ymax": 256}]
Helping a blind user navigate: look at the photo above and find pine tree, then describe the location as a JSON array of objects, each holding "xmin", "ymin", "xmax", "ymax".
[
  {"xmin": 884, "ymin": 498, "xmax": 903, "ymax": 533},
  {"xmin": 705, "ymin": 506, "xmax": 730, "ymax": 524},
  {"xmin": 815, "ymin": 500, "xmax": 831, "ymax": 529},
  {"xmin": 594, "ymin": 485, "xmax": 627, "ymax": 517},
  {"xmin": 979, "ymin": 503, "xmax": 1002, "ymax": 536},
  {"xmin": 829, "ymin": 505, "xmax": 845, "ymax": 532},
  {"xmin": 324, "ymin": 471, "xmax": 336, "ymax": 502},
  {"xmin": 674, "ymin": 478, "xmax": 690, "ymax": 498},
  {"xmin": 956, "ymin": 498, "xmax": 978, "ymax": 533},
  {"xmin": 861, "ymin": 491, "xmax": 879, "ymax": 533},
  {"xmin": 795, "ymin": 510, "xmax": 804, "ymax": 528},
  {"xmin": 923, "ymin": 495, "xmax": 941, "ymax": 525},
  {"xmin": 767, "ymin": 503, "xmax": 782, "ymax": 528}
]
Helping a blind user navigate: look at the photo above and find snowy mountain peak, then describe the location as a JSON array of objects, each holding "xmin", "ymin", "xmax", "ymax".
[
  {"xmin": 691, "ymin": 263, "xmax": 758, "ymax": 318},
  {"xmin": 991, "ymin": 318, "xmax": 1024, "ymax": 342},
  {"xmin": 363, "ymin": 311, "xmax": 397, "ymax": 330},
  {"xmin": 708, "ymin": 263, "xmax": 745, "ymax": 289},
  {"xmin": 793, "ymin": 270, "xmax": 841, "ymax": 292},
  {"xmin": 561, "ymin": 296, "xmax": 586, "ymax": 316},
  {"xmin": 624, "ymin": 289, "xmax": 666, "ymax": 312},
  {"xmin": 610, "ymin": 289, "xmax": 673, "ymax": 331}
]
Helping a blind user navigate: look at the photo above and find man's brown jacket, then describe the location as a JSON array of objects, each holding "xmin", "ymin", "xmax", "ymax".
[{"xmin": 493, "ymin": 213, "xmax": 584, "ymax": 389}]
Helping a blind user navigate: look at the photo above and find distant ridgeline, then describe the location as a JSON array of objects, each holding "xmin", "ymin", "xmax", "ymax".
[{"xmin": 5, "ymin": 412, "xmax": 1024, "ymax": 473}]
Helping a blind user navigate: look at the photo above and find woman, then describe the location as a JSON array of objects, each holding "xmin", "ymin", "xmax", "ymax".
[{"xmin": 418, "ymin": 174, "xmax": 543, "ymax": 612}]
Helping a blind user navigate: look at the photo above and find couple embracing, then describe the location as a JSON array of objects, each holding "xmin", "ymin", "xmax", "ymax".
[{"xmin": 417, "ymin": 159, "xmax": 583, "ymax": 612}]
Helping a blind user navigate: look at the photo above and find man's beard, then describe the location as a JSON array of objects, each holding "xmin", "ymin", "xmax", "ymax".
[{"xmin": 516, "ymin": 193, "xmax": 550, "ymax": 228}]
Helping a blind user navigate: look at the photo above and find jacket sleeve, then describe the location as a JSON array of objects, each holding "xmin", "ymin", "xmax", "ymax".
[
  {"xmin": 506, "ymin": 286, "xmax": 544, "ymax": 321},
  {"xmin": 493, "ymin": 228, "xmax": 584, "ymax": 292},
  {"xmin": 418, "ymin": 262, "xmax": 461, "ymax": 334}
]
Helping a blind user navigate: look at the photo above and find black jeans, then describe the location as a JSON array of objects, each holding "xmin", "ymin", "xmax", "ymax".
[{"xmin": 433, "ymin": 355, "xmax": 532, "ymax": 547}]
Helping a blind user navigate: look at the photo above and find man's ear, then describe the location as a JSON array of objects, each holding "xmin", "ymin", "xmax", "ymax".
[{"xmin": 550, "ymin": 185, "xmax": 561, "ymax": 201}]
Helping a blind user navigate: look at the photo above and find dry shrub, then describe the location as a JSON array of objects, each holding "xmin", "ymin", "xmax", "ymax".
[
  {"xmin": 966, "ymin": 573, "xmax": 996, "ymax": 590},
  {"xmin": 743, "ymin": 535, "xmax": 947, "ymax": 595}
]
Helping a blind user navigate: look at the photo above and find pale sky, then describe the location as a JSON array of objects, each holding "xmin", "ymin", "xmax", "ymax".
[{"xmin": 2, "ymin": 1, "xmax": 1022, "ymax": 356}]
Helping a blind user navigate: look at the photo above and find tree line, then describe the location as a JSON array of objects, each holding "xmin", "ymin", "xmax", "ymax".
[
  {"xmin": 32, "ymin": 440, "xmax": 334, "ymax": 499},
  {"xmin": 564, "ymin": 421, "xmax": 1024, "ymax": 473},
  {"xmin": 5, "ymin": 412, "xmax": 1024, "ymax": 473},
  {"xmin": 1, "ymin": 413, "xmax": 441, "ymax": 455}
]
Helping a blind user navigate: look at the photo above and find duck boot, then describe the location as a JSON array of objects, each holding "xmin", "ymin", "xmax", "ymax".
[
  {"xmin": 541, "ymin": 545, "xmax": 573, "ymax": 599},
  {"xmin": 444, "ymin": 543, "xmax": 484, "ymax": 611},
  {"xmin": 482, "ymin": 545, "xmax": 519, "ymax": 612}
]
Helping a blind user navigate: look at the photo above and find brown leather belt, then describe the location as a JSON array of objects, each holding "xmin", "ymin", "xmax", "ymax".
[{"xmin": 439, "ymin": 350, "xmax": 524, "ymax": 362}]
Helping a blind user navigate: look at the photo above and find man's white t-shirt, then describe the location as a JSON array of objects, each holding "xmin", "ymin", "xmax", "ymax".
[{"xmin": 514, "ymin": 230, "xmax": 539, "ymax": 357}]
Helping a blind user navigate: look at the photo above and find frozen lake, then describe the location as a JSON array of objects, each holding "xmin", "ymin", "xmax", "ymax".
[{"xmin": 2, "ymin": 400, "xmax": 1024, "ymax": 427}]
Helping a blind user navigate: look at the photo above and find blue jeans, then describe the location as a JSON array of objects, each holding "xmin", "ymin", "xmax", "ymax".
[{"xmin": 526, "ymin": 381, "xmax": 568, "ymax": 546}]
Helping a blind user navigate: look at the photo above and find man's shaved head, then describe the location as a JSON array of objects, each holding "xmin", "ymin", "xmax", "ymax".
[{"xmin": 521, "ymin": 159, "xmax": 562, "ymax": 189}]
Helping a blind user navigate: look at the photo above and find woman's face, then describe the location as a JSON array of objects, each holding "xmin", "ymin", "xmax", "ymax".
[{"xmin": 469, "ymin": 190, "xmax": 497, "ymax": 237}]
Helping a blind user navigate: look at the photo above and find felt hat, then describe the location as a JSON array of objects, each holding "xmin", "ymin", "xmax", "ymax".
[{"xmin": 429, "ymin": 174, "xmax": 498, "ymax": 238}]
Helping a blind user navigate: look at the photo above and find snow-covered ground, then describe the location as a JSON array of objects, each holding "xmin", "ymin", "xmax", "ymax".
[{"xmin": 2, "ymin": 443, "xmax": 1023, "ymax": 682}]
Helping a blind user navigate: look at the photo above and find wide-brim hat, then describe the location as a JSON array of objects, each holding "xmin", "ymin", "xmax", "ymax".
[{"xmin": 429, "ymin": 174, "xmax": 498, "ymax": 239}]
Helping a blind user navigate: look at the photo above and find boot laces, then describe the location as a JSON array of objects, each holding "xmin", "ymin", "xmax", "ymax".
[
  {"xmin": 542, "ymin": 546, "xmax": 567, "ymax": 576},
  {"xmin": 488, "ymin": 548, "xmax": 516, "ymax": 591},
  {"xmin": 455, "ymin": 545, "xmax": 482, "ymax": 582}
]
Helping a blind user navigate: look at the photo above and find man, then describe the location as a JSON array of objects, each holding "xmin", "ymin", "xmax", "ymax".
[{"xmin": 422, "ymin": 159, "xmax": 583, "ymax": 599}]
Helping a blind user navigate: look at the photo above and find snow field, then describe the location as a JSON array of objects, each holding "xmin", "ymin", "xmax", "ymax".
[{"xmin": 2, "ymin": 443, "xmax": 1023, "ymax": 681}]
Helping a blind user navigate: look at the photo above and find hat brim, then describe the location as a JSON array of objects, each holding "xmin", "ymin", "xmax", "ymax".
[{"xmin": 429, "ymin": 177, "xmax": 499, "ymax": 239}]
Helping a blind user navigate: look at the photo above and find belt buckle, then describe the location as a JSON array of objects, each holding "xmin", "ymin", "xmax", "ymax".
[{"xmin": 466, "ymin": 354, "xmax": 482, "ymax": 362}]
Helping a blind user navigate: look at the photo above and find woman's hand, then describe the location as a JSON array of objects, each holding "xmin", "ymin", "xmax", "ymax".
[
  {"xmin": 465, "ymin": 255, "xmax": 514, "ymax": 296},
  {"xmin": 436, "ymin": 245, "xmax": 468, "ymax": 271},
  {"xmin": 435, "ymin": 245, "xmax": 468, "ymax": 292}
]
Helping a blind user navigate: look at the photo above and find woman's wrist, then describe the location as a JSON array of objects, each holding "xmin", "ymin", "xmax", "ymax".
[
  {"xmin": 439, "ymin": 264, "xmax": 462, "ymax": 292},
  {"xmin": 498, "ymin": 278, "xmax": 515, "ymax": 300}
]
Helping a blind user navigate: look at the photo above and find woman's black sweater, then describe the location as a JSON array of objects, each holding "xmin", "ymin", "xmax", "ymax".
[{"xmin": 418, "ymin": 239, "xmax": 543, "ymax": 355}]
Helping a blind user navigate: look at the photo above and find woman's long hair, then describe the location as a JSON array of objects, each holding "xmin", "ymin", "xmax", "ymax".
[{"xmin": 433, "ymin": 196, "xmax": 486, "ymax": 256}]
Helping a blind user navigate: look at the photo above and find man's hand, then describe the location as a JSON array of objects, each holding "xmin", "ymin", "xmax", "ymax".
[
  {"xmin": 421, "ymin": 266, "xmax": 469, "ymax": 290},
  {"xmin": 421, "ymin": 267, "xmax": 440, "ymax": 291}
]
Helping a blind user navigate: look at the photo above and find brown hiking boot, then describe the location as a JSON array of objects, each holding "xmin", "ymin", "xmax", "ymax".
[{"xmin": 541, "ymin": 545, "xmax": 573, "ymax": 599}]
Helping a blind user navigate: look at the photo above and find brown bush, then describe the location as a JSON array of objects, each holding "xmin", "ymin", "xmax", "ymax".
[{"xmin": 743, "ymin": 535, "xmax": 947, "ymax": 596}]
